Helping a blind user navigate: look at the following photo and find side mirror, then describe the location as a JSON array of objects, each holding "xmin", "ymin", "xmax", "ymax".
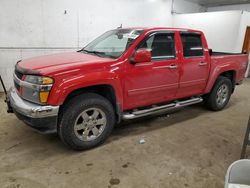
[
  {"xmin": 133, "ymin": 48, "xmax": 151, "ymax": 63},
  {"xmin": 209, "ymin": 48, "xmax": 213, "ymax": 56}
]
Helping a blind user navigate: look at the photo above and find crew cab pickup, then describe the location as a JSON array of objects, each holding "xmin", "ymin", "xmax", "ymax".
[{"xmin": 6, "ymin": 27, "xmax": 249, "ymax": 150}]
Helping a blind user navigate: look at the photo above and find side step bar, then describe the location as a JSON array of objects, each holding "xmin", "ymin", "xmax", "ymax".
[{"xmin": 122, "ymin": 97, "xmax": 203, "ymax": 120}]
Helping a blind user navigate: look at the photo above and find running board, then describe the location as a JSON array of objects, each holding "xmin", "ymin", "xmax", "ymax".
[{"xmin": 122, "ymin": 97, "xmax": 203, "ymax": 120}]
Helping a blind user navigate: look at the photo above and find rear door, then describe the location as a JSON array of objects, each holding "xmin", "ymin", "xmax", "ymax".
[
  {"xmin": 123, "ymin": 31, "xmax": 180, "ymax": 110},
  {"xmin": 177, "ymin": 32, "xmax": 210, "ymax": 98}
]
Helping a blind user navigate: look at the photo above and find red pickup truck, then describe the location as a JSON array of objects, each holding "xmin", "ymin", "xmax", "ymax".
[{"xmin": 6, "ymin": 27, "xmax": 248, "ymax": 150}]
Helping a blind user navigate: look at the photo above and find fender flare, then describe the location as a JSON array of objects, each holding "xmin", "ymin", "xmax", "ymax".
[
  {"xmin": 204, "ymin": 63, "xmax": 238, "ymax": 94},
  {"xmin": 48, "ymin": 71, "xmax": 124, "ymax": 109}
]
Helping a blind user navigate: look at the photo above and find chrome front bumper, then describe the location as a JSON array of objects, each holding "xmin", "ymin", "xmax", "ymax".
[{"xmin": 7, "ymin": 87, "xmax": 59, "ymax": 133}]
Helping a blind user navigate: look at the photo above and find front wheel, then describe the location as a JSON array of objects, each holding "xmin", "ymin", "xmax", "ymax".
[
  {"xmin": 58, "ymin": 93, "xmax": 115, "ymax": 150},
  {"xmin": 204, "ymin": 76, "xmax": 233, "ymax": 111}
]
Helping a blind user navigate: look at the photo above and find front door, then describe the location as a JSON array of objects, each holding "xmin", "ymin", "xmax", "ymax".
[{"xmin": 123, "ymin": 32, "xmax": 180, "ymax": 110}]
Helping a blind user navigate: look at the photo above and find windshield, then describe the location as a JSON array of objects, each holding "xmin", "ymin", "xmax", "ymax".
[{"xmin": 80, "ymin": 29, "xmax": 144, "ymax": 59}]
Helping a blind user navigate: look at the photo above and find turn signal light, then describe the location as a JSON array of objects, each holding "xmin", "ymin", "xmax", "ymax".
[
  {"xmin": 42, "ymin": 77, "xmax": 54, "ymax": 84},
  {"xmin": 39, "ymin": 91, "xmax": 50, "ymax": 103}
]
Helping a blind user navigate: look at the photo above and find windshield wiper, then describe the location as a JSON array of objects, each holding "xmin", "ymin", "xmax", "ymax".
[
  {"xmin": 79, "ymin": 49, "xmax": 106, "ymax": 57},
  {"xmin": 78, "ymin": 49, "xmax": 117, "ymax": 59}
]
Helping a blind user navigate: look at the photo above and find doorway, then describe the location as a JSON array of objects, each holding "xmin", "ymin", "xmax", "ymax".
[{"xmin": 242, "ymin": 26, "xmax": 250, "ymax": 77}]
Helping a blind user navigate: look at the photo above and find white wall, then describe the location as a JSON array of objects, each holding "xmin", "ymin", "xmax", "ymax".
[
  {"xmin": 208, "ymin": 3, "xmax": 250, "ymax": 12},
  {"xmin": 0, "ymin": 0, "xmax": 174, "ymax": 49},
  {"xmin": 173, "ymin": 11, "xmax": 242, "ymax": 52},
  {"xmin": 0, "ymin": 0, "xmax": 205, "ymax": 92},
  {"xmin": 207, "ymin": 4, "xmax": 250, "ymax": 55},
  {"xmin": 173, "ymin": 10, "xmax": 250, "ymax": 77},
  {"xmin": 237, "ymin": 11, "xmax": 250, "ymax": 77},
  {"xmin": 236, "ymin": 11, "xmax": 250, "ymax": 52}
]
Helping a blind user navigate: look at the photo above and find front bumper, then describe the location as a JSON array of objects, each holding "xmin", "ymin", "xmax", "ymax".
[{"xmin": 7, "ymin": 87, "xmax": 59, "ymax": 133}]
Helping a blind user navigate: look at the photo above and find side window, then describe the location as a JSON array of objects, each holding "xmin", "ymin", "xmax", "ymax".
[
  {"xmin": 180, "ymin": 33, "xmax": 204, "ymax": 57},
  {"xmin": 138, "ymin": 33, "xmax": 176, "ymax": 60}
]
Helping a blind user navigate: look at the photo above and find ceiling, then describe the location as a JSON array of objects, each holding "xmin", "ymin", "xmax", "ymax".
[{"xmin": 185, "ymin": 0, "xmax": 250, "ymax": 7}]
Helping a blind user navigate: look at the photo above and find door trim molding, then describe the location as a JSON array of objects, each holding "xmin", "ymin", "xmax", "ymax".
[{"xmin": 128, "ymin": 83, "xmax": 178, "ymax": 96}]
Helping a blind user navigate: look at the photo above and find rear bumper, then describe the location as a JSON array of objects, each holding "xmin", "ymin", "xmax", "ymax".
[{"xmin": 7, "ymin": 87, "xmax": 59, "ymax": 133}]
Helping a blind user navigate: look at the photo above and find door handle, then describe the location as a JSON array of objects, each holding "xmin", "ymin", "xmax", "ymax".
[
  {"xmin": 153, "ymin": 64, "xmax": 178, "ymax": 70},
  {"xmin": 168, "ymin": 64, "xmax": 178, "ymax": 69},
  {"xmin": 199, "ymin": 62, "xmax": 207, "ymax": 66}
]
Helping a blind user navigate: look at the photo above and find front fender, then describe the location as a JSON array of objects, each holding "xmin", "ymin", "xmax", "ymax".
[{"xmin": 48, "ymin": 71, "xmax": 123, "ymax": 108}]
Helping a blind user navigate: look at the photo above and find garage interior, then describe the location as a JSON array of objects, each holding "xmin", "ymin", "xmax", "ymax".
[{"xmin": 0, "ymin": 0, "xmax": 250, "ymax": 187}]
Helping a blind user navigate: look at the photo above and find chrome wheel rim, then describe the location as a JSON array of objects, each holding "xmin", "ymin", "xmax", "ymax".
[
  {"xmin": 74, "ymin": 108, "xmax": 107, "ymax": 141},
  {"xmin": 216, "ymin": 84, "xmax": 229, "ymax": 107}
]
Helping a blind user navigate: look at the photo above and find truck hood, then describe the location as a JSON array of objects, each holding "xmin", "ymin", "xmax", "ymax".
[{"xmin": 17, "ymin": 52, "xmax": 114, "ymax": 75}]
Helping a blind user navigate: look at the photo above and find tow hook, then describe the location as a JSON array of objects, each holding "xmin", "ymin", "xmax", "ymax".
[
  {"xmin": 5, "ymin": 98, "xmax": 13, "ymax": 113},
  {"xmin": 1, "ymin": 75, "xmax": 13, "ymax": 113}
]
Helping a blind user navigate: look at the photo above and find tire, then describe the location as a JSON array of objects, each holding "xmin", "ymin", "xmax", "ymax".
[
  {"xmin": 204, "ymin": 76, "xmax": 233, "ymax": 111},
  {"xmin": 58, "ymin": 93, "xmax": 115, "ymax": 150}
]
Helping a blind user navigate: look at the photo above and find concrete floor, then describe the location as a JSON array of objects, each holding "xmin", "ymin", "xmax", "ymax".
[{"xmin": 0, "ymin": 79, "xmax": 249, "ymax": 188}]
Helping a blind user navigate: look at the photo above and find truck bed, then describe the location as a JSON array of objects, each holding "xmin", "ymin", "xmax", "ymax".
[
  {"xmin": 210, "ymin": 52, "xmax": 248, "ymax": 84},
  {"xmin": 211, "ymin": 51, "xmax": 245, "ymax": 56}
]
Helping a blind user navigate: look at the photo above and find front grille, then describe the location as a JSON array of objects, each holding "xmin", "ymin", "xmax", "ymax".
[
  {"xmin": 14, "ymin": 81, "xmax": 20, "ymax": 91},
  {"xmin": 15, "ymin": 69, "xmax": 23, "ymax": 80},
  {"xmin": 14, "ymin": 68, "xmax": 23, "ymax": 92}
]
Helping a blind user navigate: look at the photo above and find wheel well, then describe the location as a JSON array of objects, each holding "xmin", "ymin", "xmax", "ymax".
[
  {"xmin": 61, "ymin": 85, "xmax": 121, "ymax": 122},
  {"xmin": 219, "ymin": 70, "xmax": 236, "ymax": 92}
]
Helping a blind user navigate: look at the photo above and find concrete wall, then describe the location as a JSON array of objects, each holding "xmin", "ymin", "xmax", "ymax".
[
  {"xmin": 173, "ymin": 11, "xmax": 242, "ymax": 52},
  {"xmin": 0, "ymin": 0, "xmax": 205, "ymax": 91}
]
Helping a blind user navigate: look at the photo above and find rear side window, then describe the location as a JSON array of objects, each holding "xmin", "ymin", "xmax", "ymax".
[
  {"xmin": 138, "ymin": 33, "xmax": 175, "ymax": 60},
  {"xmin": 180, "ymin": 33, "xmax": 203, "ymax": 57}
]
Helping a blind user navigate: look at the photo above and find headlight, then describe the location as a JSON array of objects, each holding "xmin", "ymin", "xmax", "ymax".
[
  {"xmin": 24, "ymin": 75, "xmax": 54, "ymax": 85},
  {"xmin": 21, "ymin": 75, "xmax": 54, "ymax": 104}
]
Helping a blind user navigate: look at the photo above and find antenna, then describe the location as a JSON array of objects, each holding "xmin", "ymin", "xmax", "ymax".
[{"xmin": 117, "ymin": 24, "xmax": 122, "ymax": 29}]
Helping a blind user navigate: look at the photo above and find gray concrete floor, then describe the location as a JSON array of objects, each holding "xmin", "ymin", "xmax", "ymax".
[{"xmin": 0, "ymin": 79, "xmax": 250, "ymax": 188}]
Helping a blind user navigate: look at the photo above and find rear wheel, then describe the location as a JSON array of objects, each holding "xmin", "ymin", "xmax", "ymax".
[
  {"xmin": 204, "ymin": 76, "xmax": 232, "ymax": 111},
  {"xmin": 58, "ymin": 93, "xmax": 115, "ymax": 150}
]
